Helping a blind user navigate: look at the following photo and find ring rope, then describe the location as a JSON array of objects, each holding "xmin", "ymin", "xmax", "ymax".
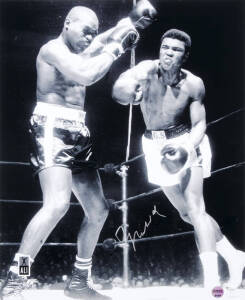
[
  {"xmin": 0, "ymin": 161, "xmax": 244, "ymax": 206},
  {"xmin": 0, "ymin": 242, "xmax": 102, "ymax": 247},
  {"xmin": 117, "ymin": 107, "xmax": 244, "ymax": 168},
  {"xmin": 116, "ymin": 230, "xmax": 194, "ymax": 245},
  {"xmin": 210, "ymin": 161, "xmax": 245, "ymax": 175},
  {"xmin": 0, "ymin": 199, "xmax": 80, "ymax": 205},
  {"xmin": 0, "ymin": 107, "xmax": 243, "ymax": 169},
  {"xmin": 207, "ymin": 107, "xmax": 244, "ymax": 127},
  {"xmin": 0, "ymin": 161, "xmax": 30, "ymax": 166},
  {"xmin": 114, "ymin": 160, "xmax": 245, "ymax": 205},
  {"xmin": 0, "ymin": 230, "xmax": 194, "ymax": 247}
]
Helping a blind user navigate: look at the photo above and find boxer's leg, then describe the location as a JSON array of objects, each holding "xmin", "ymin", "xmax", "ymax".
[
  {"xmin": 162, "ymin": 167, "xmax": 219, "ymax": 288},
  {"xmin": 72, "ymin": 167, "xmax": 109, "ymax": 259},
  {"xmin": 18, "ymin": 167, "xmax": 72, "ymax": 258},
  {"xmin": 217, "ymin": 236, "xmax": 245, "ymax": 289},
  {"xmin": 182, "ymin": 166, "xmax": 219, "ymax": 288},
  {"xmin": 64, "ymin": 167, "xmax": 110, "ymax": 300},
  {"xmin": 1, "ymin": 167, "xmax": 72, "ymax": 298}
]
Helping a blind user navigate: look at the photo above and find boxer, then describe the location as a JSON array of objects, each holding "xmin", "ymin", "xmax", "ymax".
[
  {"xmin": 0, "ymin": 2, "xmax": 157, "ymax": 300},
  {"xmin": 112, "ymin": 28, "xmax": 245, "ymax": 290}
]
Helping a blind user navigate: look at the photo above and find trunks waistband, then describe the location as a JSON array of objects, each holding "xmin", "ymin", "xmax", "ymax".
[
  {"xmin": 144, "ymin": 124, "xmax": 190, "ymax": 140},
  {"xmin": 33, "ymin": 102, "xmax": 86, "ymax": 123}
]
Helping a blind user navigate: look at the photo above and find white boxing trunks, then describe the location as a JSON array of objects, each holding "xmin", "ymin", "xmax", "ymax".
[{"xmin": 142, "ymin": 125, "xmax": 212, "ymax": 187}]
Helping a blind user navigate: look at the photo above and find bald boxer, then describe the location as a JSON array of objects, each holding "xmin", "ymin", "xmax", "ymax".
[
  {"xmin": 112, "ymin": 29, "xmax": 245, "ymax": 290},
  {"xmin": 0, "ymin": 3, "xmax": 156, "ymax": 300}
]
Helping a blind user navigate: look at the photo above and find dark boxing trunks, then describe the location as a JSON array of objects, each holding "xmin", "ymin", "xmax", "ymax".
[{"xmin": 29, "ymin": 102, "xmax": 96, "ymax": 175}]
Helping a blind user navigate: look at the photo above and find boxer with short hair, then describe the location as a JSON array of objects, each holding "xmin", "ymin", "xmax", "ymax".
[
  {"xmin": 0, "ymin": 2, "xmax": 156, "ymax": 300},
  {"xmin": 112, "ymin": 28, "xmax": 245, "ymax": 290}
]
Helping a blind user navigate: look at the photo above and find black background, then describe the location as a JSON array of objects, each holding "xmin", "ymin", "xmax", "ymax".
[{"xmin": 0, "ymin": 0, "xmax": 244, "ymax": 283}]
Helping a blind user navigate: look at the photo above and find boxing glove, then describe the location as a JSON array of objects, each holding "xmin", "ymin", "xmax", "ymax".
[
  {"xmin": 103, "ymin": 26, "xmax": 139, "ymax": 60},
  {"xmin": 160, "ymin": 143, "xmax": 193, "ymax": 174},
  {"xmin": 129, "ymin": 0, "xmax": 157, "ymax": 29}
]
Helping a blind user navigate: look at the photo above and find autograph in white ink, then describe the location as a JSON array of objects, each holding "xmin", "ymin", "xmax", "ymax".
[{"xmin": 115, "ymin": 205, "xmax": 166, "ymax": 251}]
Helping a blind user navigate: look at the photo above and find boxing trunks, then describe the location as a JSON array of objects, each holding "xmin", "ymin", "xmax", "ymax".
[
  {"xmin": 29, "ymin": 102, "xmax": 95, "ymax": 175},
  {"xmin": 142, "ymin": 124, "xmax": 212, "ymax": 187}
]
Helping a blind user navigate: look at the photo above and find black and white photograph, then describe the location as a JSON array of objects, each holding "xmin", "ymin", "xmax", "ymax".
[{"xmin": 0, "ymin": 0, "xmax": 244, "ymax": 299}]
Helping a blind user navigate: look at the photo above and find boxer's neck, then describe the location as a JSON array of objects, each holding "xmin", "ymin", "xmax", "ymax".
[{"xmin": 158, "ymin": 64, "xmax": 182, "ymax": 87}]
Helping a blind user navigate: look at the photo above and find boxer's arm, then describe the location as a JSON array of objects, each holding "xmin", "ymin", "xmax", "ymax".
[
  {"xmin": 188, "ymin": 78, "xmax": 206, "ymax": 148},
  {"xmin": 83, "ymin": 0, "xmax": 157, "ymax": 55},
  {"xmin": 93, "ymin": 28, "xmax": 117, "ymax": 45},
  {"xmin": 81, "ymin": 20, "xmax": 136, "ymax": 58},
  {"xmin": 82, "ymin": 20, "xmax": 134, "ymax": 57},
  {"xmin": 40, "ymin": 42, "xmax": 114, "ymax": 86},
  {"xmin": 40, "ymin": 24, "xmax": 139, "ymax": 86},
  {"xmin": 82, "ymin": 28, "xmax": 117, "ymax": 57},
  {"xmin": 112, "ymin": 60, "xmax": 153, "ymax": 105}
]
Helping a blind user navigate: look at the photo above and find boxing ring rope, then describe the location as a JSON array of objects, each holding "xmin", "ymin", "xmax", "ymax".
[
  {"xmin": 115, "ymin": 107, "xmax": 245, "ymax": 170},
  {"xmin": 207, "ymin": 107, "xmax": 244, "ymax": 127},
  {"xmin": 0, "ymin": 230, "xmax": 194, "ymax": 247},
  {"xmin": 0, "ymin": 160, "xmax": 244, "ymax": 207},
  {"xmin": 0, "ymin": 107, "xmax": 243, "ymax": 169}
]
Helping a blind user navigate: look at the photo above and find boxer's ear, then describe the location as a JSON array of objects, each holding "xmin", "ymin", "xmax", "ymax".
[
  {"xmin": 64, "ymin": 18, "xmax": 70, "ymax": 31},
  {"xmin": 183, "ymin": 51, "xmax": 189, "ymax": 63}
]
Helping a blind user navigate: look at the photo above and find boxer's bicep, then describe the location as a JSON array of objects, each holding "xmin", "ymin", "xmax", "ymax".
[
  {"xmin": 190, "ymin": 101, "xmax": 206, "ymax": 127},
  {"xmin": 190, "ymin": 78, "xmax": 206, "ymax": 127}
]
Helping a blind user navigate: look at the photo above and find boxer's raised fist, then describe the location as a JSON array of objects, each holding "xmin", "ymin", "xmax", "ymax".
[
  {"xmin": 112, "ymin": 79, "xmax": 143, "ymax": 105},
  {"xmin": 104, "ymin": 26, "xmax": 139, "ymax": 60},
  {"xmin": 129, "ymin": 0, "xmax": 157, "ymax": 29}
]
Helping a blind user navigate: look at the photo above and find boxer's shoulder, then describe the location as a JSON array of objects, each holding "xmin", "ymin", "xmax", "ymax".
[
  {"xmin": 138, "ymin": 59, "xmax": 156, "ymax": 70},
  {"xmin": 182, "ymin": 69, "xmax": 205, "ymax": 100},
  {"xmin": 134, "ymin": 59, "xmax": 158, "ymax": 80},
  {"xmin": 38, "ymin": 37, "xmax": 67, "ymax": 64}
]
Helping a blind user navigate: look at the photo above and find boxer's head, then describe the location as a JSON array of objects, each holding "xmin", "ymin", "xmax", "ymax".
[
  {"xmin": 159, "ymin": 29, "xmax": 191, "ymax": 71},
  {"xmin": 63, "ymin": 6, "xmax": 99, "ymax": 53}
]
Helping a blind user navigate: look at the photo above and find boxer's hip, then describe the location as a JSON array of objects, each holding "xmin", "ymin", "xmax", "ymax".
[
  {"xmin": 142, "ymin": 124, "xmax": 212, "ymax": 186},
  {"xmin": 144, "ymin": 123, "xmax": 190, "ymax": 140},
  {"xmin": 29, "ymin": 102, "xmax": 95, "ymax": 174}
]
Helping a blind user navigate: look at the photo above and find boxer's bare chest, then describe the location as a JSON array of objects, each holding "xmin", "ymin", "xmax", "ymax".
[
  {"xmin": 140, "ymin": 72, "xmax": 191, "ymax": 130},
  {"xmin": 55, "ymin": 70, "xmax": 86, "ymax": 107},
  {"xmin": 37, "ymin": 64, "xmax": 86, "ymax": 109}
]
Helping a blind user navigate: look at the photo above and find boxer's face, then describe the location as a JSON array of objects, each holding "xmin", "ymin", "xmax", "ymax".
[
  {"xmin": 160, "ymin": 38, "xmax": 186, "ymax": 71},
  {"xmin": 65, "ymin": 16, "xmax": 98, "ymax": 53}
]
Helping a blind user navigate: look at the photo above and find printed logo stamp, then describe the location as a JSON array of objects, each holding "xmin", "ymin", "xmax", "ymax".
[{"xmin": 18, "ymin": 255, "xmax": 30, "ymax": 276}]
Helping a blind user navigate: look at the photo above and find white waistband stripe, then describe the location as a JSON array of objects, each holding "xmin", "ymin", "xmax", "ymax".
[{"xmin": 34, "ymin": 102, "xmax": 86, "ymax": 123}]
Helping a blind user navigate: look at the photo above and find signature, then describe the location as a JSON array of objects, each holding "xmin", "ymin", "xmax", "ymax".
[{"xmin": 115, "ymin": 205, "xmax": 166, "ymax": 251}]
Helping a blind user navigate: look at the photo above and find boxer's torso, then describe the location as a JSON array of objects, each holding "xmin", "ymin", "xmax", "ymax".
[
  {"xmin": 36, "ymin": 38, "xmax": 86, "ymax": 110},
  {"xmin": 140, "ymin": 60, "xmax": 199, "ymax": 130}
]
